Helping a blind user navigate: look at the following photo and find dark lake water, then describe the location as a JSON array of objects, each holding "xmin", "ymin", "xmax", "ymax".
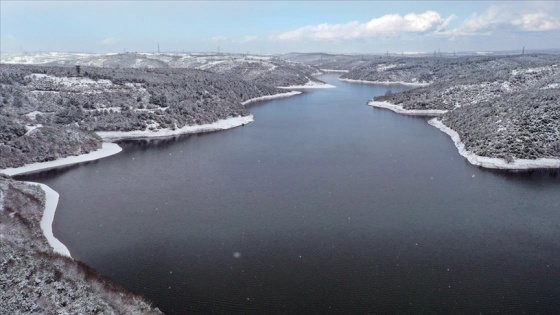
[{"xmin": 20, "ymin": 74, "xmax": 560, "ymax": 314}]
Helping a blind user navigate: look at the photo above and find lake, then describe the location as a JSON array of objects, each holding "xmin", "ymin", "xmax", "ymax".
[{"xmin": 20, "ymin": 74, "xmax": 560, "ymax": 314}]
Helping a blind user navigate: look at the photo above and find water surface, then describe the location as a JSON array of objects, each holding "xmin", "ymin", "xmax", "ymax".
[{"xmin": 21, "ymin": 74, "xmax": 560, "ymax": 314}]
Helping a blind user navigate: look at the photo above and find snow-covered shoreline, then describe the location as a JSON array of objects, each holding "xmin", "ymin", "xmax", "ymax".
[
  {"xmin": 0, "ymin": 143, "xmax": 122, "ymax": 176},
  {"xmin": 278, "ymin": 81, "xmax": 335, "ymax": 89},
  {"xmin": 97, "ymin": 115, "xmax": 254, "ymax": 141},
  {"xmin": 339, "ymin": 78, "xmax": 430, "ymax": 87},
  {"xmin": 28, "ymin": 182, "xmax": 72, "ymax": 258},
  {"xmin": 368, "ymin": 101, "xmax": 448, "ymax": 116},
  {"xmin": 241, "ymin": 91, "xmax": 302, "ymax": 105},
  {"xmin": 429, "ymin": 118, "xmax": 560, "ymax": 170},
  {"xmin": 320, "ymin": 69, "xmax": 349, "ymax": 73}
]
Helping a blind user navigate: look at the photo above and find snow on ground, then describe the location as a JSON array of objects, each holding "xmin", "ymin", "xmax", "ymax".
[
  {"xmin": 320, "ymin": 69, "xmax": 349, "ymax": 73},
  {"xmin": 278, "ymin": 81, "xmax": 335, "ymax": 89},
  {"xmin": 376, "ymin": 64, "xmax": 404, "ymax": 72},
  {"xmin": 25, "ymin": 111, "xmax": 45, "ymax": 119},
  {"xmin": 24, "ymin": 124, "xmax": 43, "ymax": 135},
  {"xmin": 97, "ymin": 115, "xmax": 254, "ymax": 141},
  {"xmin": 27, "ymin": 74, "xmax": 113, "ymax": 87},
  {"xmin": 0, "ymin": 52, "xmax": 93, "ymax": 64},
  {"xmin": 241, "ymin": 91, "xmax": 302, "ymax": 105},
  {"xmin": 429, "ymin": 118, "xmax": 560, "ymax": 170},
  {"xmin": 511, "ymin": 65, "xmax": 557, "ymax": 76},
  {"xmin": 26, "ymin": 182, "xmax": 72, "ymax": 257},
  {"xmin": 339, "ymin": 78, "xmax": 430, "ymax": 86},
  {"xmin": 368, "ymin": 101, "xmax": 448, "ymax": 116},
  {"xmin": 541, "ymin": 83, "xmax": 560, "ymax": 90},
  {"xmin": 0, "ymin": 143, "xmax": 122, "ymax": 176}
]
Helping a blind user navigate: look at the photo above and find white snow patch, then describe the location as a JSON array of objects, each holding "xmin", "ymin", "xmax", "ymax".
[
  {"xmin": 339, "ymin": 78, "xmax": 430, "ymax": 87},
  {"xmin": 27, "ymin": 182, "xmax": 71, "ymax": 257},
  {"xmin": 278, "ymin": 81, "xmax": 335, "ymax": 89},
  {"xmin": 429, "ymin": 118, "xmax": 560, "ymax": 170},
  {"xmin": 27, "ymin": 74, "xmax": 113, "ymax": 87},
  {"xmin": 320, "ymin": 69, "xmax": 349, "ymax": 73},
  {"xmin": 97, "ymin": 115, "xmax": 254, "ymax": 141},
  {"xmin": 241, "ymin": 91, "xmax": 302, "ymax": 105},
  {"xmin": 25, "ymin": 124, "xmax": 43, "ymax": 135},
  {"xmin": 0, "ymin": 143, "xmax": 122, "ymax": 176},
  {"xmin": 377, "ymin": 63, "xmax": 404, "ymax": 72},
  {"xmin": 368, "ymin": 101, "xmax": 447, "ymax": 116},
  {"xmin": 541, "ymin": 83, "xmax": 560, "ymax": 90},
  {"xmin": 25, "ymin": 111, "xmax": 44, "ymax": 119}
]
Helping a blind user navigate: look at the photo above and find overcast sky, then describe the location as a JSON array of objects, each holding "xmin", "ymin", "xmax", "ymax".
[{"xmin": 1, "ymin": 1, "xmax": 559, "ymax": 54}]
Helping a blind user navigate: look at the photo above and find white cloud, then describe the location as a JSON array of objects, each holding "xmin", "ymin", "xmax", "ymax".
[
  {"xmin": 512, "ymin": 13, "xmax": 560, "ymax": 31},
  {"xmin": 101, "ymin": 37, "xmax": 119, "ymax": 45},
  {"xmin": 271, "ymin": 11, "xmax": 453, "ymax": 42},
  {"xmin": 441, "ymin": 5, "xmax": 560, "ymax": 37}
]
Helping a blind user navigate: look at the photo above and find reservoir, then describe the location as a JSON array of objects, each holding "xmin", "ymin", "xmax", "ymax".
[{"xmin": 20, "ymin": 74, "xmax": 560, "ymax": 314}]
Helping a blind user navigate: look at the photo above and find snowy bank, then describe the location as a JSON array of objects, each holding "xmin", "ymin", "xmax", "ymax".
[
  {"xmin": 97, "ymin": 115, "xmax": 254, "ymax": 141},
  {"xmin": 368, "ymin": 101, "xmax": 448, "ymax": 116},
  {"xmin": 278, "ymin": 81, "xmax": 335, "ymax": 89},
  {"xmin": 339, "ymin": 78, "xmax": 430, "ymax": 87},
  {"xmin": 28, "ymin": 182, "xmax": 72, "ymax": 257},
  {"xmin": 429, "ymin": 118, "xmax": 560, "ymax": 170},
  {"xmin": 0, "ymin": 143, "xmax": 122, "ymax": 176},
  {"xmin": 242, "ymin": 91, "xmax": 301, "ymax": 105},
  {"xmin": 320, "ymin": 69, "xmax": 349, "ymax": 73}
]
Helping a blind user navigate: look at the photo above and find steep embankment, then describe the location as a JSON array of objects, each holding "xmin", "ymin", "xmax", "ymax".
[{"xmin": 0, "ymin": 175, "xmax": 162, "ymax": 313}]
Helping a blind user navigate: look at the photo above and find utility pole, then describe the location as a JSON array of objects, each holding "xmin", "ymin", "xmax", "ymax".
[
  {"xmin": 386, "ymin": 50, "xmax": 389, "ymax": 58},
  {"xmin": 157, "ymin": 43, "xmax": 160, "ymax": 54},
  {"xmin": 522, "ymin": 46, "xmax": 525, "ymax": 56}
]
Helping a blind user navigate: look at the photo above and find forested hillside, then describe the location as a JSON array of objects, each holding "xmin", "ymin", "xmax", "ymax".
[{"xmin": 0, "ymin": 64, "xmax": 282, "ymax": 169}]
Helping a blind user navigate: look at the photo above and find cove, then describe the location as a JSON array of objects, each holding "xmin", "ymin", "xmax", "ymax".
[{"xmin": 19, "ymin": 74, "xmax": 560, "ymax": 314}]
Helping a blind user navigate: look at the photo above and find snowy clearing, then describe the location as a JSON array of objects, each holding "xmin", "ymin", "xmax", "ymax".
[
  {"xmin": 320, "ymin": 69, "xmax": 349, "ymax": 73},
  {"xmin": 339, "ymin": 78, "xmax": 430, "ymax": 86},
  {"xmin": 27, "ymin": 74, "xmax": 113, "ymax": 87},
  {"xmin": 278, "ymin": 81, "xmax": 335, "ymax": 89},
  {"xmin": 368, "ymin": 101, "xmax": 448, "ymax": 116}
]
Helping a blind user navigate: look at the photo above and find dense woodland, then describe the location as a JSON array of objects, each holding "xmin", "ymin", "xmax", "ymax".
[
  {"xmin": 0, "ymin": 64, "xmax": 284, "ymax": 169},
  {"xmin": 1, "ymin": 53, "xmax": 559, "ymax": 167},
  {"xmin": 288, "ymin": 54, "xmax": 559, "ymax": 161},
  {"xmin": 365, "ymin": 55, "xmax": 560, "ymax": 160},
  {"xmin": 2, "ymin": 52, "xmax": 324, "ymax": 88}
]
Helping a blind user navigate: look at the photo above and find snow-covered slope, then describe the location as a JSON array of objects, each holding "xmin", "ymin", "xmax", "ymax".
[{"xmin": 2, "ymin": 52, "xmax": 327, "ymax": 88}]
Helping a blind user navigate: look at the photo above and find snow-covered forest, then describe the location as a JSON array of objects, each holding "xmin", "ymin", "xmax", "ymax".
[
  {"xmin": 1, "ymin": 51, "xmax": 559, "ymax": 313},
  {"xmin": 0, "ymin": 175, "xmax": 163, "ymax": 313},
  {"xmin": 1, "ymin": 52, "xmax": 325, "ymax": 88},
  {"xmin": 287, "ymin": 53, "xmax": 559, "ymax": 160},
  {"xmin": 0, "ymin": 64, "xmax": 293, "ymax": 169}
]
